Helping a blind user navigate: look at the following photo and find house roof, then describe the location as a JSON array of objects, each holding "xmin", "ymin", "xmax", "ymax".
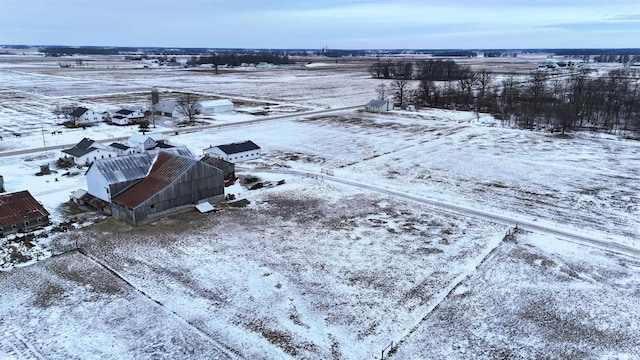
[
  {"xmin": 86, "ymin": 152, "xmax": 156, "ymax": 185},
  {"xmin": 116, "ymin": 109, "xmax": 134, "ymax": 115},
  {"xmin": 0, "ymin": 190, "xmax": 49, "ymax": 226},
  {"xmin": 210, "ymin": 140, "xmax": 260, "ymax": 155},
  {"xmin": 366, "ymin": 99, "xmax": 388, "ymax": 107},
  {"xmin": 61, "ymin": 137, "xmax": 98, "ymax": 157},
  {"xmin": 128, "ymin": 132, "xmax": 165, "ymax": 145},
  {"xmin": 109, "ymin": 142, "xmax": 131, "ymax": 151},
  {"xmin": 112, "ymin": 152, "xmax": 213, "ymax": 208},
  {"xmin": 70, "ymin": 107, "xmax": 90, "ymax": 118}
]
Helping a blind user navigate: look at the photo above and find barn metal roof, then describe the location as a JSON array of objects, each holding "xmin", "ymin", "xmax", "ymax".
[
  {"xmin": 211, "ymin": 140, "xmax": 260, "ymax": 155},
  {"xmin": 0, "ymin": 190, "xmax": 49, "ymax": 227},
  {"xmin": 87, "ymin": 152, "xmax": 156, "ymax": 184},
  {"xmin": 111, "ymin": 152, "xmax": 200, "ymax": 208},
  {"xmin": 200, "ymin": 155, "xmax": 233, "ymax": 171}
]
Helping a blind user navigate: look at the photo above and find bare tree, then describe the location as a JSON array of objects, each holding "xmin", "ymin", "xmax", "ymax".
[
  {"xmin": 391, "ymin": 79, "xmax": 412, "ymax": 106},
  {"xmin": 376, "ymin": 83, "xmax": 387, "ymax": 100},
  {"xmin": 175, "ymin": 93, "xmax": 201, "ymax": 126}
]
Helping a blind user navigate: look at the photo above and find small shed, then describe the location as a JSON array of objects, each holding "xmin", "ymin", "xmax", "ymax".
[
  {"xmin": 0, "ymin": 190, "xmax": 50, "ymax": 237},
  {"xmin": 71, "ymin": 189, "xmax": 88, "ymax": 205},
  {"xmin": 365, "ymin": 99, "xmax": 390, "ymax": 113}
]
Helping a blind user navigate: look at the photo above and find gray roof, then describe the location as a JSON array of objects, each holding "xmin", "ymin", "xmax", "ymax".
[
  {"xmin": 70, "ymin": 107, "xmax": 89, "ymax": 118},
  {"xmin": 62, "ymin": 138, "xmax": 97, "ymax": 157},
  {"xmin": 148, "ymin": 145, "xmax": 194, "ymax": 158},
  {"xmin": 366, "ymin": 99, "xmax": 388, "ymax": 107},
  {"xmin": 213, "ymin": 140, "xmax": 260, "ymax": 155},
  {"xmin": 109, "ymin": 142, "xmax": 130, "ymax": 151},
  {"xmin": 87, "ymin": 153, "xmax": 156, "ymax": 185}
]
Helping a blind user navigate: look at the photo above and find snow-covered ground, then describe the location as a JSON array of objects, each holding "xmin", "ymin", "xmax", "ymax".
[{"xmin": 1, "ymin": 55, "xmax": 639, "ymax": 359}]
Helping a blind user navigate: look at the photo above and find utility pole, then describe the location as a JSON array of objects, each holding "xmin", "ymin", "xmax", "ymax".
[{"xmin": 41, "ymin": 125, "xmax": 47, "ymax": 151}]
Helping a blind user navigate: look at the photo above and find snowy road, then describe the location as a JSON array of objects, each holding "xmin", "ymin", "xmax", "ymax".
[
  {"xmin": 254, "ymin": 167, "xmax": 640, "ymax": 259},
  {"xmin": 0, "ymin": 105, "xmax": 361, "ymax": 158}
]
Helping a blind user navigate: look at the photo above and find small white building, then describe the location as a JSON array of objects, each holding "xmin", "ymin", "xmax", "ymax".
[
  {"xmin": 199, "ymin": 99, "xmax": 234, "ymax": 114},
  {"xmin": 69, "ymin": 107, "xmax": 103, "ymax": 125},
  {"xmin": 110, "ymin": 109, "xmax": 145, "ymax": 125},
  {"xmin": 365, "ymin": 99, "xmax": 390, "ymax": 113},
  {"xmin": 203, "ymin": 140, "xmax": 261, "ymax": 163},
  {"xmin": 128, "ymin": 132, "xmax": 165, "ymax": 152}
]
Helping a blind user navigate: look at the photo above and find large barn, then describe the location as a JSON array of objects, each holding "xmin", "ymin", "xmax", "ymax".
[
  {"xmin": 0, "ymin": 190, "xmax": 49, "ymax": 237},
  {"xmin": 110, "ymin": 151, "xmax": 224, "ymax": 225}
]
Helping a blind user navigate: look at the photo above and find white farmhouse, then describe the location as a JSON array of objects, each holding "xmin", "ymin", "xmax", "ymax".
[
  {"xmin": 203, "ymin": 140, "xmax": 261, "ymax": 163},
  {"xmin": 199, "ymin": 99, "xmax": 234, "ymax": 114},
  {"xmin": 60, "ymin": 138, "xmax": 118, "ymax": 165},
  {"xmin": 127, "ymin": 132, "xmax": 165, "ymax": 152},
  {"xmin": 110, "ymin": 109, "xmax": 145, "ymax": 125},
  {"xmin": 69, "ymin": 107, "xmax": 103, "ymax": 125}
]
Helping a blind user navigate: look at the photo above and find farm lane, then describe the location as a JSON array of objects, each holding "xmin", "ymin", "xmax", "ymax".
[
  {"xmin": 0, "ymin": 105, "xmax": 361, "ymax": 158},
  {"xmin": 253, "ymin": 167, "xmax": 640, "ymax": 259}
]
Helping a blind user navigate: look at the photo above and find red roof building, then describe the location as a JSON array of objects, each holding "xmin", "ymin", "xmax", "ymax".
[
  {"xmin": 0, "ymin": 190, "xmax": 50, "ymax": 237},
  {"xmin": 110, "ymin": 151, "xmax": 224, "ymax": 225}
]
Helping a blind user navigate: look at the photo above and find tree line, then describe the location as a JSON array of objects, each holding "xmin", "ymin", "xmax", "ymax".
[
  {"xmin": 374, "ymin": 60, "xmax": 640, "ymax": 137},
  {"xmin": 186, "ymin": 53, "xmax": 292, "ymax": 67}
]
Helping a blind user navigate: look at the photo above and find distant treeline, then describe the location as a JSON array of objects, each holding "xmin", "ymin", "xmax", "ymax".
[
  {"xmin": 186, "ymin": 53, "xmax": 292, "ymax": 66},
  {"xmin": 370, "ymin": 59, "xmax": 472, "ymax": 80}
]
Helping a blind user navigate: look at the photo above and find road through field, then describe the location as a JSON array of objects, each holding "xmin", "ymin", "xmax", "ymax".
[{"xmin": 0, "ymin": 105, "xmax": 361, "ymax": 158}]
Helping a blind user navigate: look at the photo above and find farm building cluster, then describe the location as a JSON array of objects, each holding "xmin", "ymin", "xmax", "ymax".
[
  {"xmin": 65, "ymin": 94, "xmax": 235, "ymax": 127},
  {"xmin": 0, "ymin": 135, "xmax": 260, "ymax": 233}
]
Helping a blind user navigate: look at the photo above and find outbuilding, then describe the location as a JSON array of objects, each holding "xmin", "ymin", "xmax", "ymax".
[
  {"xmin": 365, "ymin": 99, "xmax": 391, "ymax": 113},
  {"xmin": 0, "ymin": 190, "xmax": 50, "ymax": 237},
  {"xmin": 203, "ymin": 140, "xmax": 261, "ymax": 163},
  {"xmin": 199, "ymin": 99, "xmax": 235, "ymax": 114}
]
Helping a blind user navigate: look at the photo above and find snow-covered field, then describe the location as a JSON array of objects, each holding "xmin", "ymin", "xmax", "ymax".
[{"xmin": 1, "ymin": 55, "xmax": 639, "ymax": 359}]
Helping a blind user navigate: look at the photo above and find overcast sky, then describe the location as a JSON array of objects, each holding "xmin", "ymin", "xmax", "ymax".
[{"xmin": 1, "ymin": 0, "xmax": 639, "ymax": 49}]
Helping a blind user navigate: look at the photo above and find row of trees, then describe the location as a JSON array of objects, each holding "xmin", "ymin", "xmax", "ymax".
[
  {"xmin": 370, "ymin": 59, "xmax": 472, "ymax": 80},
  {"xmin": 412, "ymin": 68, "xmax": 640, "ymax": 136},
  {"xmin": 373, "ymin": 60, "xmax": 640, "ymax": 136},
  {"xmin": 187, "ymin": 53, "xmax": 292, "ymax": 67}
]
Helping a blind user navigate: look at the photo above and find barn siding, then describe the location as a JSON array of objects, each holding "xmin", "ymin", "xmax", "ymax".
[{"xmin": 115, "ymin": 161, "xmax": 224, "ymax": 225}]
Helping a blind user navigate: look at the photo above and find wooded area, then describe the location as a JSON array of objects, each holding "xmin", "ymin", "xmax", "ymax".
[{"xmin": 372, "ymin": 59, "xmax": 640, "ymax": 137}]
